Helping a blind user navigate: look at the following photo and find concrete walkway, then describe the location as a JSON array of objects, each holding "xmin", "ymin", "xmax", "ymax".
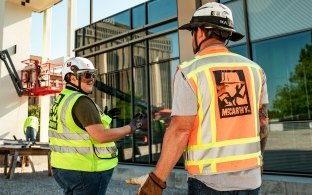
[
  {"xmin": 2, "ymin": 156, "xmax": 312, "ymax": 195},
  {"xmin": 0, "ymin": 156, "xmax": 184, "ymax": 195}
]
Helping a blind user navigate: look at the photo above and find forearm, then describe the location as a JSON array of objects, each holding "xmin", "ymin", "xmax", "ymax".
[
  {"xmin": 86, "ymin": 124, "xmax": 131, "ymax": 143},
  {"xmin": 153, "ymin": 116, "xmax": 194, "ymax": 181},
  {"xmin": 259, "ymin": 104, "xmax": 269, "ymax": 155}
]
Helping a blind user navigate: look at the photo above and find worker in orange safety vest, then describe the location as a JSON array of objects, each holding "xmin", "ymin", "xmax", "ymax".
[{"xmin": 126, "ymin": 2, "xmax": 269, "ymax": 195}]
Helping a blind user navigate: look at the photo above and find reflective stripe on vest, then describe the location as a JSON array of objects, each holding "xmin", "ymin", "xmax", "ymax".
[
  {"xmin": 180, "ymin": 51, "xmax": 263, "ymax": 175},
  {"xmin": 48, "ymin": 88, "xmax": 118, "ymax": 172}
]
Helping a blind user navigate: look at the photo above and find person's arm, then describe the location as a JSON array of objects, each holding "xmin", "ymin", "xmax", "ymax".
[
  {"xmin": 259, "ymin": 70, "xmax": 269, "ymax": 155},
  {"xmin": 259, "ymin": 103, "xmax": 269, "ymax": 155},
  {"xmin": 85, "ymin": 124, "xmax": 132, "ymax": 143},
  {"xmin": 153, "ymin": 115, "xmax": 195, "ymax": 181},
  {"xmin": 126, "ymin": 69, "xmax": 197, "ymax": 194},
  {"xmin": 73, "ymin": 96, "xmax": 132, "ymax": 143}
]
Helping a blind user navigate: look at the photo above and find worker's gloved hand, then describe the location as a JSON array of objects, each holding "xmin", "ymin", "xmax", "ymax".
[
  {"xmin": 129, "ymin": 113, "xmax": 146, "ymax": 133},
  {"xmin": 125, "ymin": 172, "xmax": 166, "ymax": 195},
  {"xmin": 104, "ymin": 106, "xmax": 121, "ymax": 119}
]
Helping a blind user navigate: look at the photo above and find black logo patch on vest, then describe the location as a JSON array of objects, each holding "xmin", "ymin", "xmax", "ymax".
[
  {"xmin": 213, "ymin": 70, "xmax": 252, "ymax": 118},
  {"xmin": 49, "ymin": 94, "xmax": 65, "ymax": 130}
]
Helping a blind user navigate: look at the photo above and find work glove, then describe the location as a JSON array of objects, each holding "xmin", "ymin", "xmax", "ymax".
[
  {"xmin": 104, "ymin": 106, "xmax": 121, "ymax": 119},
  {"xmin": 125, "ymin": 172, "xmax": 166, "ymax": 195},
  {"xmin": 129, "ymin": 113, "xmax": 146, "ymax": 133}
]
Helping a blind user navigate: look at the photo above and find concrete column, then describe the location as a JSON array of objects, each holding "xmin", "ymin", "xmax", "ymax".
[
  {"xmin": 39, "ymin": 8, "xmax": 53, "ymax": 142},
  {"xmin": 177, "ymin": 0, "xmax": 196, "ymax": 62},
  {"xmin": 67, "ymin": 0, "xmax": 76, "ymax": 57},
  {"xmin": 0, "ymin": 1, "xmax": 31, "ymax": 140}
]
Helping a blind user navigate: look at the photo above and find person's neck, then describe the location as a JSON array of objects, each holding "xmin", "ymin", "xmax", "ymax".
[{"xmin": 199, "ymin": 38, "xmax": 225, "ymax": 51}]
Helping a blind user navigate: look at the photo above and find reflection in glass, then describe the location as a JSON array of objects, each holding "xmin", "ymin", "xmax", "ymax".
[
  {"xmin": 133, "ymin": 31, "xmax": 147, "ymax": 41},
  {"xmin": 148, "ymin": 21, "xmax": 178, "ymax": 34},
  {"xmin": 96, "ymin": 70, "xmax": 133, "ymax": 162},
  {"xmin": 252, "ymin": 31, "xmax": 312, "ymax": 175},
  {"xmin": 111, "ymin": 36, "xmax": 131, "ymax": 47},
  {"xmin": 102, "ymin": 47, "xmax": 130, "ymax": 73},
  {"xmin": 149, "ymin": 32, "xmax": 179, "ymax": 63},
  {"xmin": 75, "ymin": 28, "xmax": 84, "ymax": 49},
  {"xmin": 150, "ymin": 59, "xmax": 179, "ymax": 161},
  {"xmin": 84, "ymin": 24, "xmax": 96, "ymax": 53},
  {"xmin": 133, "ymin": 66, "xmax": 148, "ymax": 163},
  {"xmin": 252, "ymin": 32, "xmax": 311, "ymax": 121},
  {"xmin": 95, "ymin": 11, "xmax": 130, "ymax": 42},
  {"xmin": 133, "ymin": 41, "xmax": 147, "ymax": 66},
  {"xmin": 148, "ymin": 0, "xmax": 177, "ymax": 24},
  {"xmin": 229, "ymin": 44, "xmax": 247, "ymax": 58},
  {"xmin": 132, "ymin": 4, "xmax": 145, "ymax": 29}
]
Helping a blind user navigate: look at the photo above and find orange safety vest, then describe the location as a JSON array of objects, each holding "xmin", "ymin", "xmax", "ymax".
[{"xmin": 179, "ymin": 45, "xmax": 264, "ymax": 175}]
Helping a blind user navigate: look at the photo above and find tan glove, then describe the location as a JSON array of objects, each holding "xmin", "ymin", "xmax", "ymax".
[{"xmin": 125, "ymin": 172, "xmax": 166, "ymax": 195}]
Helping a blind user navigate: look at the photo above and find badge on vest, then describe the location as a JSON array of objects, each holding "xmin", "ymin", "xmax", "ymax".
[{"xmin": 213, "ymin": 70, "xmax": 252, "ymax": 118}]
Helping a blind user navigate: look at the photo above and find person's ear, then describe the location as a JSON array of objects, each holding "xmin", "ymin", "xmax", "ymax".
[
  {"xmin": 69, "ymin": 74, "xmax": 78, "ymax": 82},
  {"xmin": 197, "ymin": 27, "xmax": 206, "ymax": 41}
]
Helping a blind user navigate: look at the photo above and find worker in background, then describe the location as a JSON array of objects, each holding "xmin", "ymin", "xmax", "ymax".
[
  {"xmin": 22, "ymin": 115, "xmax": 39, "ymax": 167},
  {"xmin": 126, "ymin": 2, "xmax": 269, "ymax": 194},
  {"xmin": 23, "ymin": 115, "xmax": 39, "ymax": 143},
  {"xmin": 48, "ymin": 57, "xmax": 146, "ymax": 195}
]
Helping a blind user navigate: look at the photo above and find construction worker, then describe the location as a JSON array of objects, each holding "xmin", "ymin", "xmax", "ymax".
[
  {"xmin": 23, "ymin": 115, "xmax": 39, "ymax": 143},
  {"xmin": 48, "ymin": 57, "xmax": 146, "ymax": 195},
  {"xmin": 22, "ymin": 115, "xmax": 39, "ymax": 167},
  {"xmin": 126, "ymin": 2, "xmax": 269, "ymax": 194}
]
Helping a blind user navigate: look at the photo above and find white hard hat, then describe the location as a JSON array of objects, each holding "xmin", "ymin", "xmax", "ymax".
[
  {"xmin": 179, "ymin": 2, "xmax": 244, "ymax": 41},
  {"xmin": 62, "ymin": 57, "xmax": 95, "ymax": 80}
]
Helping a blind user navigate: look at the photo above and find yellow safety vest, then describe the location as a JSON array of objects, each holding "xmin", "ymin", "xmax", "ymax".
[
  {"xmin": 179, "ymin": 46, "xmax": 263, "ymax": 175},
  {"xmin": 48, "ymin": 88, "xmax": 118, "ymax": 172},
  {"xmin": 23, "ymin": 116, "xmax": 38, "ymax": 132}
]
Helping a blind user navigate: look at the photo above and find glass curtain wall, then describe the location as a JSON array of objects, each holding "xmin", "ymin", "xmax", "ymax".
[
  {"xmin": 222, "ymin": 0, "xmax": 312, "ymax": 175},
  {"xmin": 75, "ymin": 0, "xmax": 178, "ymax": 165}
]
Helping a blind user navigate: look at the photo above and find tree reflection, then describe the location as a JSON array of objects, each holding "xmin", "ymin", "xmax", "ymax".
[{"xmin": 270, "ymin": 44, "xmax": 312, "ymax": 121}]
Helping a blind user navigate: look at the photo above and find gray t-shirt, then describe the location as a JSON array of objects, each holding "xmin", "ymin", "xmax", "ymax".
[{"xmin": 171, "ymin": 69, "xmax": 268, "ymax": 190}]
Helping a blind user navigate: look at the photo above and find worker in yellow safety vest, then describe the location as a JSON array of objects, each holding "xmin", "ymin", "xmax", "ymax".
[
  {"xmin": 126, "ymin": 2, "xmax": 269, "ymax": 195},
  {"xmin": 23, "ymin": 115, "xmax": 39, "ymax": 143},
  {"xmin": 48, "ymin": 57, "xmax": 146, "ymax": 195}
]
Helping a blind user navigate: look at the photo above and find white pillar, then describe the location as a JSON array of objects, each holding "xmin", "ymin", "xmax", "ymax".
[
  {"xmin": 39, "ymin": 8, "xmax": 53, "ymax": 142},
  {"xmin": 67, "ymin": 0, "xmax": 76, "ymax": 57},
  {"xmin": 0, "ymin": 1, "xmax": 31, "ymax": 140}
]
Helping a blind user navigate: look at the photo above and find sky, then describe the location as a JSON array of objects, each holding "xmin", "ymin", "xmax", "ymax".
[{"xmin": 31, "ymin": 0, "xmax": 148, "ymax": 60}]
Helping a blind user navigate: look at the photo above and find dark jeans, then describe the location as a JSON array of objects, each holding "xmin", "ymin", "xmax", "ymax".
[
  {"xmin": 52, "ymin": 167, "xmax": 114, "ymax": 195},
  {"xmin": 25, "ymin": 127, "xmax": 36, "ymax": 143},
  {"xmin": 188, "ymin": 177, "xmax": 260, "ymax": 195}
]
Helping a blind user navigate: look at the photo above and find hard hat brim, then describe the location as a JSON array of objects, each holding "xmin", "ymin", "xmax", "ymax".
[{"xmin": 179, "ymin": 22, "xmax": 244, "ymax": 42}]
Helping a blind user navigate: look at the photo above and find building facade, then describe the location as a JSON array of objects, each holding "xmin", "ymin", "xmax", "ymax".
[{"xmin": 75, "ymin": 0, "xmax": 312, "ymax": 177}]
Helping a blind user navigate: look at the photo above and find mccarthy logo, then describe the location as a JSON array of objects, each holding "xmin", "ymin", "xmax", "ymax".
[{"xmin": 213, "ymin": 70, "xmax": 252, "ymax": 118}]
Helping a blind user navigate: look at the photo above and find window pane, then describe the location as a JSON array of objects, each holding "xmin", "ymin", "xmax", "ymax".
[
  {"xmin": 132, "ymin": 4, "xmax": 146, "ymax": 29},
  {"xmin": 133, "ymin": 66, "xmax": 149, "ymax": 163},
  {"xmin": 75, "ymin": 28, "xmax": 84, "ymax": 49},
  {"xmin": 248, "ymin": 0, "xmax": 312, "ymax": 41},
  {"xmin": 96, "ymin": 70, "xmax": 132, "ymax": 162},
  {"xmin": 252, "ymin": 32, "xmax": 312, "ymax": 121},
  {"xmin": 101, "ymin": 47, "xmax": 130, "ymax": 72},
  {"xmin": 225, "ymin": 0, "xmax": 246, "ymax": 46},
  {"xmin": 148, "ymin": 0, "xmax": 177, "ymax": 24},
  {"xmin": 94, "ymin": 11, "xmax": 131, "ymax": 42},
  {"xmin": 252, "ymin": 31, "xmax": 312, "ymax": 174},
  {"xmin": 220, "ymin": 0, "xmax": 232, "ymax": 3},
  {"xmin": 229, "ymin": 44, "xmax": 247, "ymax": 57},
  {"xmin": 148, "ymin": 21, "xmax": 178, "ymax": 34},
  {"xmin": 149, "ymin": 32, "xmax": 179, "ymax": 63},
  {"xmin": 133, "ymin": 31, "xmax": 147, "ymax": 41},
  {"xmin": 83, "ymin": 24, "xmax": 96, "ymax": 54},
  {"xmin": 133, "ymin": 41, "xmax": 147, "ymax": 66}
]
